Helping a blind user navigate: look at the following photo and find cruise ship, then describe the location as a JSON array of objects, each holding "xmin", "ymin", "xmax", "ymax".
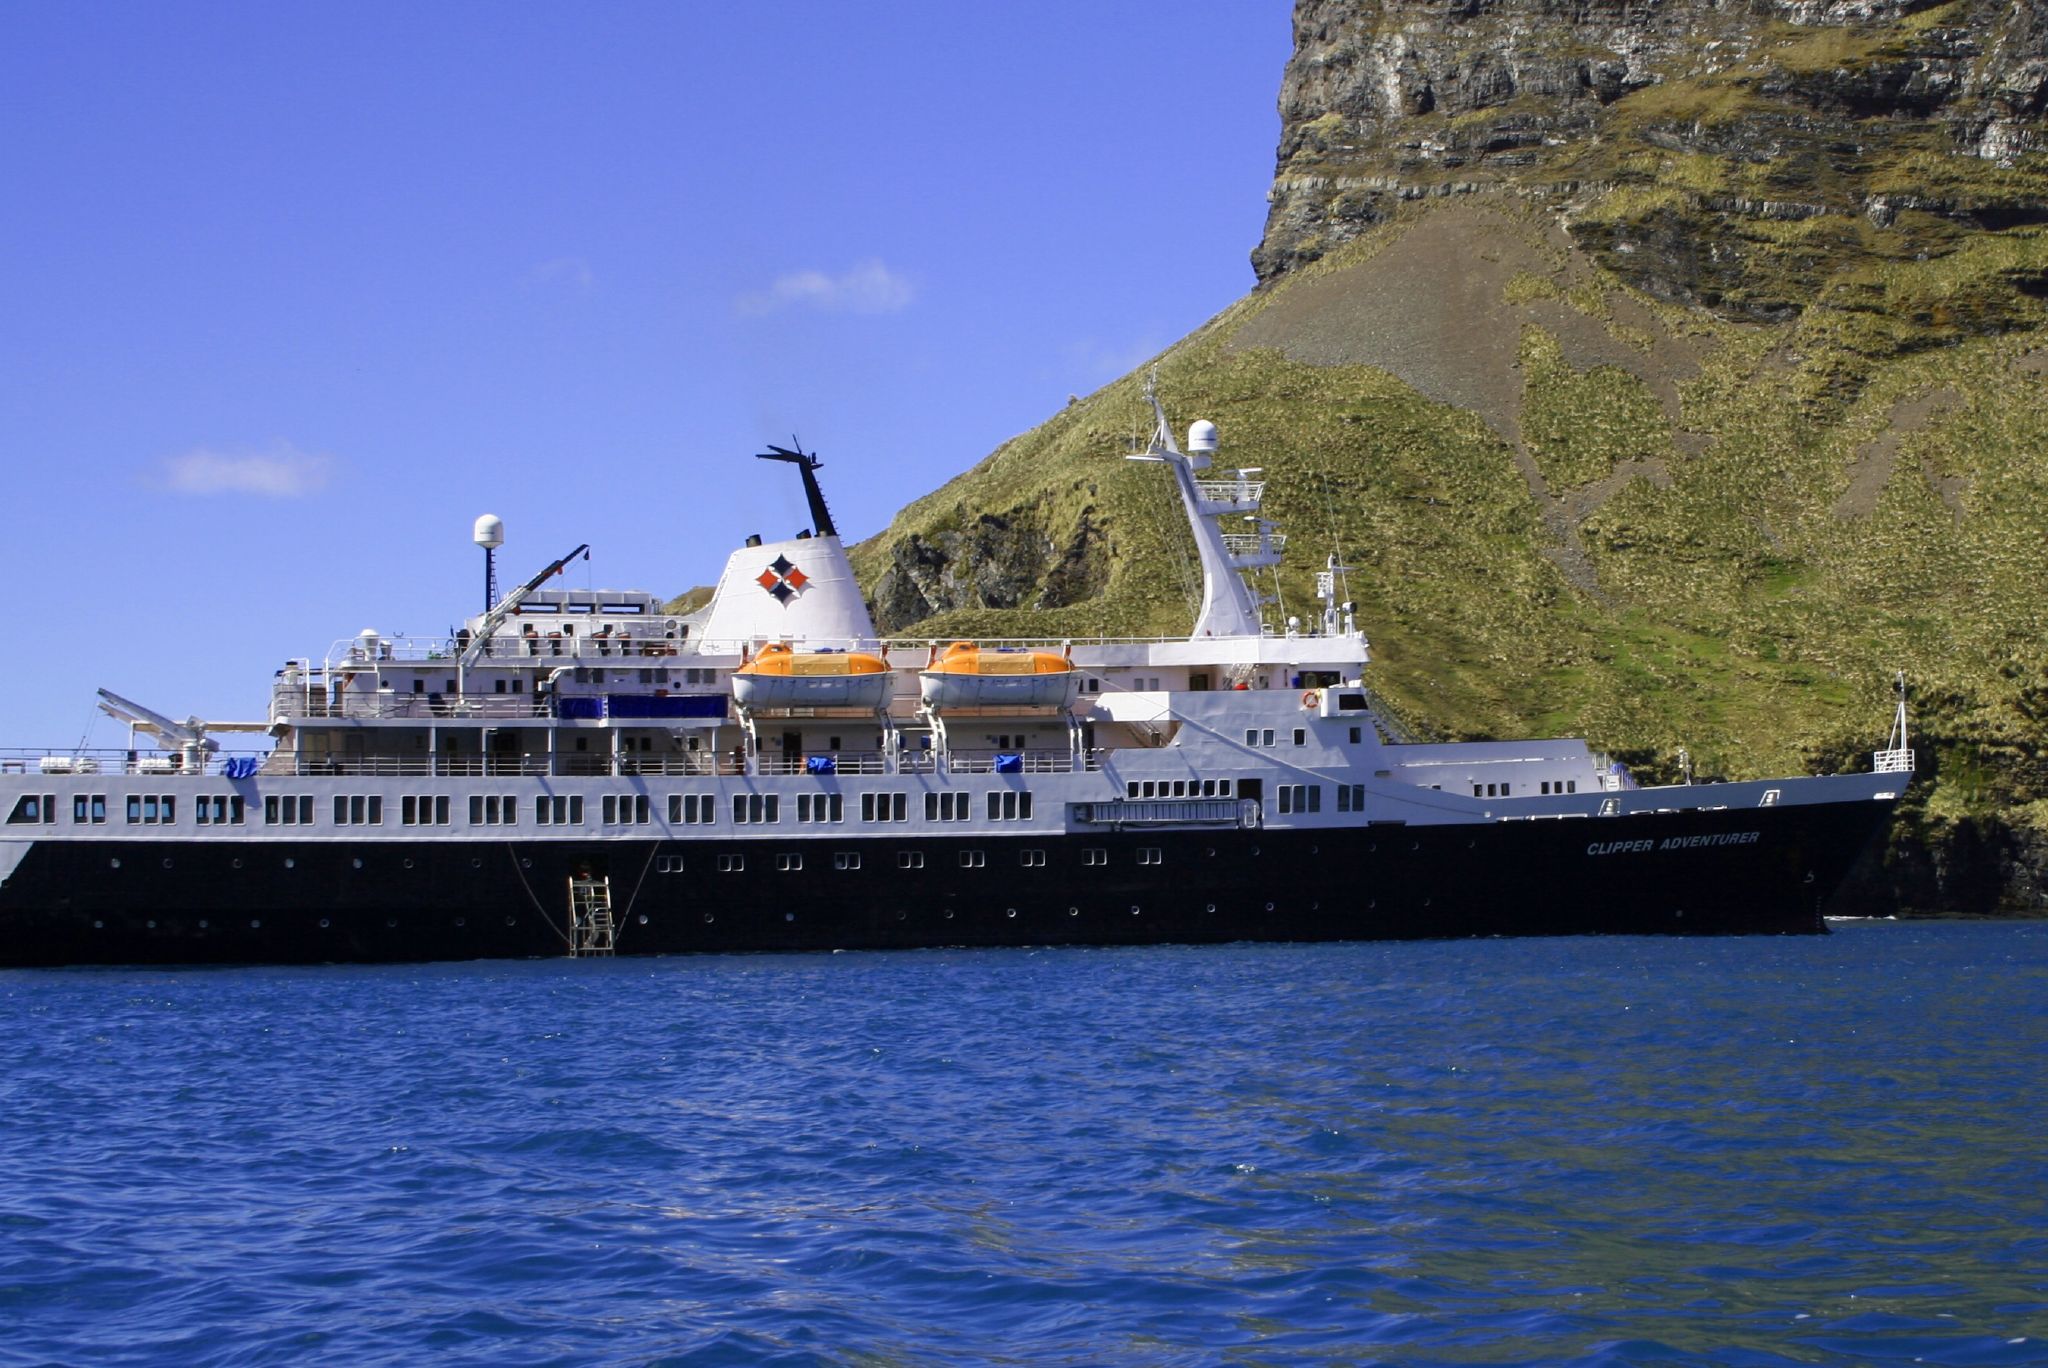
[{"xmin": 0, "ymin": 386, "xmax": 1912, "ymax": 965}]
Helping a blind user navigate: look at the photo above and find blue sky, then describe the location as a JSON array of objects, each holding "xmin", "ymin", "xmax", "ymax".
[{"xmin": 1, "ymin": 3, "xmax": 1291, "ymax": 747}]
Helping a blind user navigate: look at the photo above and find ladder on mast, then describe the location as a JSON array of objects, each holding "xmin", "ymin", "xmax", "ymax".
[{"xmin": 568, "ymin": 875, "xmax": 617, "ymax": 957}]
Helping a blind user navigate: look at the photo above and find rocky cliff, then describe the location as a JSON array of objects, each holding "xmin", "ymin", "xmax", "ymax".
[
  {"xmin": 832, "ymin": 0, "xmax": 2048, "ymax": 915},
  {"xmin": 1256, "ymin": 0, "xmax": 2048, "ymax": 320}
]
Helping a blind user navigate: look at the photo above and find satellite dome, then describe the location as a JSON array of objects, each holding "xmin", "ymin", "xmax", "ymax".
[
  {"xmin": 473, "ymin": 514, "xmax": 505, "ymax": 549},
  {"xmin": 1187, "ymin": 420, "xmax": 1219, "ymax": 453}
]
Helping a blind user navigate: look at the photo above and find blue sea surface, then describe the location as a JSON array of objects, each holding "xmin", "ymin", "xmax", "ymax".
[{"xmin": 1, "ymin": 921, "xmax": 2044, "ymax": 1366}]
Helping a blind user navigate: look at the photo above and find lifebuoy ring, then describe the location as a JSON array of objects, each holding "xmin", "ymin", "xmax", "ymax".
[{"xmin": 1301, "ymin": 690, "xmax": 1320, "ymax": 709}]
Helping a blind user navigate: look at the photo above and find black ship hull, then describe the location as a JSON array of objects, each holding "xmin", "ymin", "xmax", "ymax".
[{"xmin": 0, "ymin": 800, "xmax": 1893, "ymax": 967}]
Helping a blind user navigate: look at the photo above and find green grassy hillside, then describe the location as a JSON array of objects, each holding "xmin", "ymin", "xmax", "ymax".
[{"xmin": 843, "ymin": 196, "xmax": 2048, "ymax": 912}]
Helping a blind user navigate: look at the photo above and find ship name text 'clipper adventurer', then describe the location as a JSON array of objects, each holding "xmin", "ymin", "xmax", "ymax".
[{"xmin": 0, "ymin": 383, "xmax": 1912, "ymax": 965}]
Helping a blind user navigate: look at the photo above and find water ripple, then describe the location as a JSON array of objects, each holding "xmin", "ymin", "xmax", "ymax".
[{"xmin": 0, "ymin": 923, "xmax": 2043, "ymax": 1364}]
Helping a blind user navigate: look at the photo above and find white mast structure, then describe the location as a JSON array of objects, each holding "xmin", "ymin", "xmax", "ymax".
[{"xmin": 1124, "ymin": 374, "xmax": 1282, "ymax": 640}]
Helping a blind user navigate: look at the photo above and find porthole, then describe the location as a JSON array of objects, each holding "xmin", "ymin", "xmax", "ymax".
[
  {"xmin": 146, "ymin": 920, "xmax": 156, "ymax": 929},
  {"xmin": 944, "ymin": 909, "xmax": 955, "ymax": 920},
  {"xmin": 1130, "ymin": 905, "xmax": 1141, "ymax": 916},
  {"xmin": 1251, "ymin": 845, "xmax": 1260, "ymax": 857},
  {"xmin": 521, "ymin": 858, "xmax": 532, "ymax": 869},
  {"xmin": 403, "ymin": 858, "xmax": 415, "ymax": 870},
  {"xmin": 784, "ymin": 912, "xmax": 795, "ymax": 923},
  {"xmin": 1005, "ymin": 908, "xmax": 1016, "ymax": 919},
  {"xmin": 109, "ymin": 858, "xmax": 120, "ymax": 869},
  {"xmin": 250, "ymin": 920, "xmax": 261, "ymax": 929},
  {"xmin": 455, "ymin": 917, "xmax": 466, "ymax": 927},
  {"xmin": 896, "ymin": 911, "xmax": 907, "ymax": 921},
  {"xmin": 1467, "ymin": 839, "xmax": 1476, "ymax": 849},
  {"xmin": 386, "ymin": 919, "xmax": 397, "ymax": 929},
  {"xmin": 1311, "ymin": 901, "xmax": 1319, "ymax": 911},
  {"xmin": 1311, "ymin": 845, "xmax": 1319, "ymax": 855},
  {"xmin": 1368, "ymin": 898, "xmax": 1376, "ymax": 909},
  {"xmin": 1423, "ymin": 896, "xmax": 1433, "ymax": 907},
  {"xmin": 198, "ymin": 919, "xmax": 209, "ymax": 929},
  {"xmin": 704, "ymin": 913, "xmax": 715, "ymax": 924},
  {"xmin": 93, "ymin": 920, "xmax": 103, "ymax": 930},
  {"xmin": 637, "ymin": 914, "xmax": 649, "ymax": 925},
  {"xmin": 284, "ymin": 858, "xmax": 295, "ymax": 869},
  {"xmin": 162, "ymin": 858, "xmax": 173, "ymax": 870},
  {"xmin": 1205, "ymin": 903, "xmax": 1215, "ymax": 913},
  {"xmin": 1068, "ymin": 907, "xmax": 1078, "ymax": 916},
  {"xmin": 352, "ymin": 858, "xmax": 363, "ymax": 870},
  {"xmin": 1411, "ymin": 842, "xmax": 1420, "ymax": 852},
  {"xmin": 1265, "ymin": 901, "xmax": 1275, "ymax": 912},
  {"xmin": 1369, "ymin": 842, "xmax": 1377, "ymax": 853},
  {"xmin": 504, "ymin": 915, "xmax": 516, "ymax": 926},
  {"xmin": 231, "ymin": 858, "xmax": 243, "ymax": 870},
  {"xmin": 319, "ymin": 918, "xmax": 330, "ymax": 928},
  {"xmin": 471, "ymin": 857, "xmax": 482, "ymax": 869},
  {"xmin": 1205, "ymin": 847, "xmax": 1215, "ymax": 857}
]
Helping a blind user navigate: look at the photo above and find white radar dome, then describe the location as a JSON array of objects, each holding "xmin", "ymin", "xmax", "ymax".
[
  {"xmin": 473, "ymin": 514, "xmax": 505, "ymax": 549},
  {"xmin": 1187, "ymin": 420, "xmax": 1219, "ymax": 453}
]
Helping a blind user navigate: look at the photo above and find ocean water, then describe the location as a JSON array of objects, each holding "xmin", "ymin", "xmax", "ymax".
[{"xmin": 1, "ymin": 922, "xmax": 2043, "ymax": 1367}]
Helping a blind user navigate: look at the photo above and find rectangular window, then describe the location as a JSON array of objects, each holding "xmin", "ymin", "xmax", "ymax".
[
  {"xmin": 959, "ymin": 850, "xmax": 985, "ymax": 868},
  {"xmin": 333, "ymin": 795, "xmax": 384, "ymax": 825},
  {"xmin": 264, "ymin": 795, "xmax": 314, "ymax": 825},
  {"xmin": 1262, "ymin": 729, "xmax": 1275, "ymax": 747},
  {"xmin": 1541, "ymin": 781, "xmax": 1551, "ymax": 795},
  {"xmin": 1293, "ymin": 728, "xmax": 1307, "ymax": 746},
  {"xmin": 603, "ymin": 794, "xmax": 652, "ymax": 825},
  {"xmin": 197, "ymin": 794, "xmax": 245, "ymax": 825},
  {"xmin": 897, "ymin": 851, "xmax": 925, "ymax": 869},
  {"xmin": 834, "ymin": 851, "xmax": 861, "ymax": 871},
  {"xmin": 1020, "ymin": 849, "xmax": 1046, "ymax": 867},
  {"xmin": 924, "ymin": 792, "xmax": 970, "ymax": 821},
  {"xmin": 535, "ymin": 795, "xmax": 583, "ymax": 825},
  {"xmin": 1137, "ymin": 847, "xmax": 1163, "ymax": 865},
  {"xmin": 667, "ymin": 793, "xmax": 715, "ymax": 825},
  {"xmin": 1567, "ymin": 781, "xmax": 1576, "ymax": 794},
  {"xmin": 401, "ymin": 795, "xmax": 449, "ymax": 826},
  {"xmin": 716, "ymin": 854, "xmax": 744, "ymax": 872},
  {"xmin": 1472, "ymin": 784, "xmax": 1483, "ymax": 797},
  {"xmin": 797, "ymin": 793, "xmax": 843, "ymax": 823},
  {"xmin": 1083, "ymin": 848, "xmax": 1107, "ymax": 866},
  {"xmin": 986, "ymin": 791, "xmax": 1033, "ymax": 821},
  {"xmin": 732, "ymin": 793, "xmax": 780, "ymax": 824},
  {"xmin": 776, "ymin": 853, "xmax": 802, "ymax": 871},
  {"xmin": 469, "ymin": 795, "xmax": 517, "ymax": 825},
  {"xmin": 860, "ymin": 792, "xmax": 907, "ymax": 822},
  {"xmin": 656, "ymin": 855, "xmax": 685, "ymax": 873},
  {"xmin": 1349, "ymin": 726, "xmax": 1362, "ymax": 744}
]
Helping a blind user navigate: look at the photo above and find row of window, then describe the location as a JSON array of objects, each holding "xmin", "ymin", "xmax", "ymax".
[
  {"xmin": 653, "ymin": 846, "xmax": 1162, "ymax": 873},
  {"xmin": 1276, "ymin": 784, "xmax": 1322, "ymax": 815},
  {"xmin": 1124, "ymin": 778, "xmax": 1237, "ymax": 800},
  {"xmin": 1471, "ymin": 779, "xmax": 1579, "ymax": 798}
]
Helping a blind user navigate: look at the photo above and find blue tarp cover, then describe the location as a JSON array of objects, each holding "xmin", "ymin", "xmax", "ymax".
[
  {"xmin": 993, "ymin": 753, "xmax": 1023, "ymax": 774},
  {"xmin": 805, "ymin": 755, "xmax": 837, "ymax": 775}
]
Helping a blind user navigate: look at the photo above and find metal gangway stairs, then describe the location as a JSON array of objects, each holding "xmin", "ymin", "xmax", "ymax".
[{"xmin": 567, "ymin": 875, "xmax": 617, "ymax": 957}]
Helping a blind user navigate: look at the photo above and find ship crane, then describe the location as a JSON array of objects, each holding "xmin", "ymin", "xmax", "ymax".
[
  {"xmin": 457, "ymin": 542, "xmax": 591, "ymax": 689},
  {"xmin": 93, "ymin": 688, "xmax": 274, "ymax": 773}
]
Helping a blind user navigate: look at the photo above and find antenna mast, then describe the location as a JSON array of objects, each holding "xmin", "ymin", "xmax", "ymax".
[{"xmin": 755, "ymin": 441, "xmax": 838, "ymax": 538}]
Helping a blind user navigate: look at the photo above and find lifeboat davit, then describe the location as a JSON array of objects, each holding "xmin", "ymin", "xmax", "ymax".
[
  {"xmin": 732, "ymin": 643, "xmax": 891, "ymax": 710},
  {"xmin": 918, "ymin": 641, "xmax": 1079, "ymax": 710}
]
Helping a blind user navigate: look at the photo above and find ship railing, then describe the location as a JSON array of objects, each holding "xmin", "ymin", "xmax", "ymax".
[
  {"xmin": 1, "ymin": 748, "xmax": 276, "ymax": 779},
  {"xmin": 283, "ymin": 754, "xmax": 556, "ymax": 778},
  {"xmin": 755, "ymin": 751, "xmax": 891, "ymax": 776},
  {"xmin": 323, "ymin": 634, "xmax": 688, "ymax": 668},
  {"xmin": 1873, "ymin": 747, "xmax": 1915, "ymax": 774},
  {"xmin": 271, "ymin": 688, "xmax": 555, "ymax": 722},
  {"xmin": 615, "ymin": 753, "xmax": 723, "ymax": 778},
  {"xmin": 944, "ymin": 748, "xmax": 1077, "ymax": 774}
]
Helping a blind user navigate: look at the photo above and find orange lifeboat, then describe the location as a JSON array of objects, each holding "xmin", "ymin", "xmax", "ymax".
[
  {"xmin": 918, "ymin": 641, "xmax": 1078, "ymax": 710},
  {"xmin": 732, "ymin": 643, "xmax": 891, "ymax": 710}
]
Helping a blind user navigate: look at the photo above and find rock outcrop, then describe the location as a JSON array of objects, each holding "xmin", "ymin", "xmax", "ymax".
[{"xmin": 1256, "ymin": 0, "xmax": 2048, "ymax": 318}]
